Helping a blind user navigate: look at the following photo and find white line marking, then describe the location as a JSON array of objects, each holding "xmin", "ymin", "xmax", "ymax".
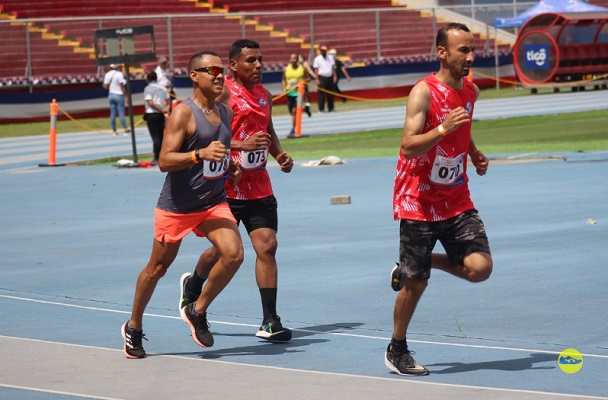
[
  {"xmin": 2, "ymin": 293, "xmax": 607, "ymax": 360},
  {"xmin": 0, "ymin": 335, "xmax": 606, "ymax": 400},
  {"xmin": 0, "ymin": 383, "xmax": 125, "ymax": 400},
  {"xmin": 508, "ymin": 153, "xmax": 539, "ymax": 159}
]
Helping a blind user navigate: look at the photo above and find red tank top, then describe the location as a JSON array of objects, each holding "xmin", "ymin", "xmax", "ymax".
[
  {"xmin": 393, "ymin": 73, "xmax": 476, "ymax": 221},
  {"xmin": 224, "ymin": 77, "xmax": 274, "ymax": 200}
]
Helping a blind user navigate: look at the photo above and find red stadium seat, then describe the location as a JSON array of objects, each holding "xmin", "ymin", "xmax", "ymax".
[{"xmin": 0, "ymin": 0, "xmax": 513, "ymax": 81}]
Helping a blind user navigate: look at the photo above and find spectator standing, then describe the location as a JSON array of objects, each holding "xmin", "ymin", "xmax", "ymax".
[
  {"xmin": 387, "ymin": 22, "xmax": 493, "ymax": 376},
  {"xmin": 103, "ymin": 64, "xmax": 130, "ymax": 135},
  {"xmin": 312, "ymin": 45, "xmax": 336, "ymax": 113},
  {"xmin": 121, "ymin": 51, "xmax": 243, "ymax": 358},
  {"xmin": 328, "ymin": 48, "xmax": 351, "ymax": 103},
  {"xmin": 143, "ymin": 70, "xmax": 170, "ymax": 165},
  {"xmin": 155, "ymin": 56, "xmax": 175, "ymax": 111},
  {"xmin": 282, "ymin": 53, "xmax": 307, "ymax": 137},
  {"xmin": 179, "ymin": 39, "xmax": 295, "ymax": 343}
]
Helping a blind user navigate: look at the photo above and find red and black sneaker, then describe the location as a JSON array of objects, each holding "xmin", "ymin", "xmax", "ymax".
[
  {"xmin": 121, "ymin": 322, "xmax": 147, "ymax": 359},
  {"xmin": 180, "ymin": 303, "xmax": 214, "ymax": 348}
]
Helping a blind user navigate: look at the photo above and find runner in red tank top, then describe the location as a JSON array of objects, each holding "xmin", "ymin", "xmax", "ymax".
[
  {"xmin": 222, "ymin": 75, "xmax": 275, "ymax": 200},
  {"xmin": 386, "ymin": 23, "xmax": 494, "ymax": 377},
  {"xmin": 393, "ymin": 72, "xmax": 477, "ymax": 222},
  {"xmin": 180, "ymin": 40, "xmax": 295, "ymax": 343}
]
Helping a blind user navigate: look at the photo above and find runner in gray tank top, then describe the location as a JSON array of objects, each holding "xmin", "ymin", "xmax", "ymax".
[
  {"xmin": 121, "ymin": 51, "xmax": 243, "ymax": 359},
  {"xmin": 156, "ymin": 97, "xmax": 231, "ymax": 213}
]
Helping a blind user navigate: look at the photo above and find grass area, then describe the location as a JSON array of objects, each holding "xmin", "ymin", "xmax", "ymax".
[
  {"xmin": 280, "ymin": 110, "xmax": 608, "ymax": 160},
  {"xmin": 472, "ymin": 110, "xmax": 608, "ymax": 154}
]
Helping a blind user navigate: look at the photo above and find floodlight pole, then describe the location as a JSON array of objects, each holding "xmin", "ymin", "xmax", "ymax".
[{"xmin": 124, "ymin": 60, "xmax": 138, "ymax": 163}]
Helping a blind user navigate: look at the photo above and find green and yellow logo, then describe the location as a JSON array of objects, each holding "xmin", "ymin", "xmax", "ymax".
[{"xmin": 558, "ymin": 348, "xmax": 583, "ymax": 374}]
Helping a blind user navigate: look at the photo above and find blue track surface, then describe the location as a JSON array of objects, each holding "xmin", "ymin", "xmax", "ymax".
[
  {"xmin": 1, "ymin": 92, "xmax": 607, "ymax": 399},
  {"xmin": 1, "ymin": 153, "xmax": 607, "ymax": 399}
]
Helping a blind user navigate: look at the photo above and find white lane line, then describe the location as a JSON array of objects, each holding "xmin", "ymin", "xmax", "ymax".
[
  {"xmin": 2, "ymin": 293, "xmax": 607, "ymax": 360},
  {"xmin": 0, "ymin": 335, "xmax": 606, "ymax": 400},
  {"xmin": 0, "ymin": 383, "xmax": 125, "ymax": 400}
]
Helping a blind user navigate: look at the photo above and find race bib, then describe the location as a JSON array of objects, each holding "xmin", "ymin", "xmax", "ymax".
[
  {"xmin": 240, "ymin": 149, "xmax": 268, "ymax": 170},
  {"xmin": 203, "ymin": 152, "xmax": 229, "ymax": 180},
  {"xmin": 288, "ymin": 79, "xmax": 299, "ymax": 90},
  {"xmin": 430, "ymin": 154, "xmax": 465, "ymax": 186}
]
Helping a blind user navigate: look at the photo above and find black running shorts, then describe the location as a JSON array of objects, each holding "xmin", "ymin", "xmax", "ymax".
[
  {"xmin": 398, "ymin": 209, "xmax": 491, "ymax": 279},
  {"xmin": 228, "ymin": 195, "xmax": 278, "ymax": 234},
  {"xmin": 287, "ymin": 96, "xmax": 297, "ymax": 114}
]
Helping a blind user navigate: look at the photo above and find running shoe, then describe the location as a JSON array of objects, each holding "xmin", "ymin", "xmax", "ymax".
[
  {"xmin": 180, "ymin": 303, "xmax": 214, "ymax": 348},
  {"xmin": 391, "ymin": 262, "xmax": 405, "ymax": 292},
  {"xmin": 304, "ymin": 104, "xmax": 312, "ymax": 117},
  {"xmin": 121, "ymin": 321, "xmax": 147, "ymax": 359},
  {"xmin": 179, "ymin": 272, "xmax": 198, "ymax": 310},
  {"xmin": 384, "ymin": 344, "xmax": 429, "ymax": 376},
  {"xmin": 255, "ymin": 314, "xmax": 292, "ymax": 342}
]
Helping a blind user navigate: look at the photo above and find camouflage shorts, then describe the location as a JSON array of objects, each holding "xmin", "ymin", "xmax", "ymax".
[{"xmin": 398, "ymin": 209, "xmax": 491, "ymax": 279}]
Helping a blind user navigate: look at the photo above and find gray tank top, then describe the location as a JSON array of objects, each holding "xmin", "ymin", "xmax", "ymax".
[{"xmin": 156, "ymin": 98, "xmax": 231, "ymax": 213}]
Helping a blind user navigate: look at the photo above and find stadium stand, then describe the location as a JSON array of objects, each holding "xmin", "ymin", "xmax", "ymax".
[
  {"xmin": 211, "ymin": 0, "xmax": 393, "ymax": 12},
  {"xmin": 0, "ymin": 0, "xmax": 201, "ymax": 18},
  {"xmin": 590, "ymin": 0, "xmax": 608, "ymax": 6},
  {"xmin": 0, "ymin": 0, "xmax": 511, "ymax": 85}
]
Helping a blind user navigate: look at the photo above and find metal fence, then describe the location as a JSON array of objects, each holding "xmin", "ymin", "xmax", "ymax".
[{"xmin": 1, "ymin": 4, "xmax": 531, "ymax": 86}]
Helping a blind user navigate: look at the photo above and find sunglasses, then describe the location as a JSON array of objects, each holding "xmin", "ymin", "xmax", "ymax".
[{"xmin": 192, "ymin": 66, "xmax": 226, "ymax": 76}]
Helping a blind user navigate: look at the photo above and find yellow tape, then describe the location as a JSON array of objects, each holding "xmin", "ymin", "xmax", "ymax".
[
  {"xmin": 56, "ymin": 102, "xmax": 144, "ymax": 135},
  {"xmin": 472, "ymin": 69, "xmax": 608, "ymax": 88}
]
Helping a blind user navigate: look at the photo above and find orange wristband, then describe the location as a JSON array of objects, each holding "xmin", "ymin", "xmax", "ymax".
[
  {"xmin": 437, "ymin": 124, "xmax": 447, "ymax": 136},
  {"xmin": 191, "ymin": 150, "xmax": 199, "ymax": 164}
]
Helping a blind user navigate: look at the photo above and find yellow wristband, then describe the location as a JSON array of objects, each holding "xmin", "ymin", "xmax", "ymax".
[
  {"xmin": 191, "ymin": 150, "xmax": 199, "ymax": 164},
  {"xmin": 438, "ymin": 124, "xmax": 447, "ymax": 136}
]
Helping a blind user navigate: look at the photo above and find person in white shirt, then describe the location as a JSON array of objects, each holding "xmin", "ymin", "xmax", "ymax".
[
  {"xmin": 312, "ymin": 45, "xmax": 337, "ymax": 113},
  {"xmin": 155, "ymin": 56, "xmax": 174, "ymax": 111},
  {"xmin": 103, "ymin": 64, "xmax": 130, "ymax": 135},
  {"xmin": 143, "ymin": 70, "xmax": 170, "ymax": 165},
  {"xmin": 328, "ymin": 48, "xmax": 351, "ymax": 103}
]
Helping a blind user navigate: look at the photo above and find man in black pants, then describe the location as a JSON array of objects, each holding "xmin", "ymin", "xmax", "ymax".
[
  {"xmin": 143, "ymin": 71, "xmax": 170, "ymax": 165},
  {"xmin": 312, "ymin": 45, "xmax": 337, "ymax": 113},
  {"xmin": 328, "ymin": 48, "xmax": 351, "ymax": 103}
]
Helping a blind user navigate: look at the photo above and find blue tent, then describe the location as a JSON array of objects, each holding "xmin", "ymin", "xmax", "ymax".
[{"xmin": 494, "ymin": 0, "xmax": 608, "ymax": 28}]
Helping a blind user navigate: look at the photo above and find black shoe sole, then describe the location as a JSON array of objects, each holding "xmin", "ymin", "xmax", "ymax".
[
  {"xmin": 391, "ymin": 262, "xmax": 405, "ymax": 291},
  {"xmin": 384, "ymin": 352, "xmax": 429, "ymax": 376},
  {"xmin": 256, "ymin": 328, "xmax": 292, "ymax": 342}
]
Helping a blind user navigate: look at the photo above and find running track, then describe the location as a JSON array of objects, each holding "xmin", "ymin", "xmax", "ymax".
[{"xmin": 0, "ymin": 90, "xmax": 607, "ymax": 400}]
